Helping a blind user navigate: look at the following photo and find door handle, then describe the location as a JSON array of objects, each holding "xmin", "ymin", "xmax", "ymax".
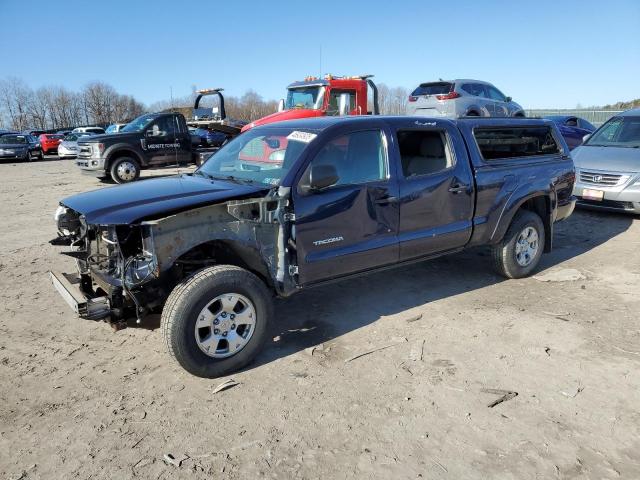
[
  {"xmin": 448, "ymin": 183, "xmax": 469, "ymax": 194},
  {"xmin": 375, "ymin": 195, "xmax": 399, "ymax": 205}
]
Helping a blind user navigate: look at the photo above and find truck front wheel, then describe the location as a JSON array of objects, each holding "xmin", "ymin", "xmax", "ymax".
[
  {"xmin": 110, "ymin": 157, "xmax": 140, "ymax": 183},
  {"xmin": 161, "ymin": 265, "xmax": 273, "ymax": 378},
  {"xmin": 491, "ymin": 210, "xmax": 545, "ymax": 279}
]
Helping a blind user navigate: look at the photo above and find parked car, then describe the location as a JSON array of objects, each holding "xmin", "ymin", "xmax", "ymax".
[
  {"xmin": 191, "ymin": 127, "xmax": 227, "ymax": 147},
  {"xmin": 105, "ymin": 123, "xmax": 127, "ymax": 134},
  {"xmin": 50, "ymin": 116, "xmax": 575, "ymax": 378},
  {"xmin": 572, "ymin": 108, "xmax": 640, "ymax": 214},
  {"xmin": 544, "ymin": 115, "xmax": 596, "ymax": 150},
  {"xmin": 58, "ymin": 132, "xmax": 95, "ymax": 159},
  {"xmin": 0, "ymin": 133, "xmax": 43, "ymax": 161},
  {"xmin": 72, "ymin": 126, "xmax": 106, "ymax": 134},
  {"xmin": 38, "ymin": 133, "xmax": 65, "ymax": 155},
  {"xmin": 75, "ymin": 112, "xmax": 218, "ymax": 183},
  {"xmin": 57, "ymin": 129, "xmax": 73, "ymax": 136},
  {"xmin": 408, "ymin": 79, "xmax": 525, "ymax": 118}
]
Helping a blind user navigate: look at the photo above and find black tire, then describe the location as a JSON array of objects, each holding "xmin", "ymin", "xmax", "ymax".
[
  {"xmin": 39, "ymin": 150, "xmax": 44, "ymax": 161},
  {"xmin": 26, "ymin": 151, "xmax": 34, "ymax": 162},
  {"xmin": 109, "ymin": 156, "xmax": 140, "ymax": 184},
  {"xmin": 491, "ymin": 210, "xmax": 545, "ymax": 279},
  {"xmin": 162, "ymin": 265, "xmax": 273, "ymax": 378}
]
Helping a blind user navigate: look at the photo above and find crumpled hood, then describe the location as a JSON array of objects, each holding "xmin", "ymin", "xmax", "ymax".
[
  {"xmin": 242, "ymin": 109, "xmax": 325, "ymax": 132},
  {"xmin": 572, "ymin": 145, "xmax": 640, "ymax": 173},
  {"xmin": 61, "ymin": 174, "xmax": 270, "ymax": 224}
]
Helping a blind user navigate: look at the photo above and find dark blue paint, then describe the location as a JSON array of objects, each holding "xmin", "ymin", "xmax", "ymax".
[{"xmin": 544, "ymin": 115, "xmax": 596, "ymax": 150}]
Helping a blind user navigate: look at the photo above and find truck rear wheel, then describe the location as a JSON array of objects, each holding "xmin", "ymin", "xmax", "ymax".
[
  {"xmin": 110, "ymin": 157, "xmax": 140, "ymax": 183},
  {"xmin": 491, "ymin": 210, "xmax": 545, "ymax": 279},
  {"xmin": 161, "ymin": 265, "xmax": 273, "ymax": 378}
]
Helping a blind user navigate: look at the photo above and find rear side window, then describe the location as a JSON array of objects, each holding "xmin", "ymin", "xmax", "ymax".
[
  {"xmin": 474, "ymin": 127, "xmax": 560, "ymax": 160},
  {"xmin": 397, "ymin": 130, "xmax": 454, "ymax": 177},
  {"xmin": 411, "ymin": 82, "xmax": 453, "ymax": 96},
  {"xmin": 461, "ymin": 83, "xmax": 487, "ymax": 98}
]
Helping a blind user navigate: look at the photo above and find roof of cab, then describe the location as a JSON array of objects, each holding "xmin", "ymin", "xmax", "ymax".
[{"xmin": 254, "ymin": 115, "xmax": 553, "ymax": 132}]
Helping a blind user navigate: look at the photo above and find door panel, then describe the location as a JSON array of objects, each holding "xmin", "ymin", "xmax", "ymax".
[
  {"xmin": 394, "ymin": 123, "xmax": 474, "ymax": 260},
  {"xmin": 294, "ymin": 183, "xmax": 399, "ymax": 284},
  {"xmin": 293, "ymin": 129, "xmax": 399, "ymax": 284}
]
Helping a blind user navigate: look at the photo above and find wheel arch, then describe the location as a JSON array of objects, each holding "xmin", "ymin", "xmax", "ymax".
[
  {"xmin": 105, "ymin": 146, "xmax": 145, "ymax": 170},
  {"xmin": 173, "ymin": 239, "xmax": 274, "ymax": 289},
  {"xmin": 492, "ymin": 193, "xmax": 553, "ymax": 253}
]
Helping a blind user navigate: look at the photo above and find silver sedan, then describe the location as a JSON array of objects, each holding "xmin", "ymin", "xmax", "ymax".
[
  {"xmin": 58, "ymin": 132, "xmax": 95, "ymax": 159},
  {"xmin": 572, "ymin": 108, "xmax": 640, "ymax": 214}
]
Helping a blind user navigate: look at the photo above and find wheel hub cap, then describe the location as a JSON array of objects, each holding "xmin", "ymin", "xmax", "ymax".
[
  {"xmin": 515, "ymin": 226, "xmax": 539, "ymax": 267},
  {"xmin": 194, "ymin": 293, "xmax": 256, "ymax": 358},
  {"xmin": 117, "ymin": 161, "xmax": 136, "ymax": 181}
]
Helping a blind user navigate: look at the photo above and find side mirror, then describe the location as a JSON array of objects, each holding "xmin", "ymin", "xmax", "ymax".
[
  {"xmin": 505, "ymin": 96, "xmax": 512, "ymax": 102},
  {"xmin": 277, "ymin": 99, "xmax": 285, "ymax": 112},
  {"xmin": 338, "ymin": 93, "xmax": 351, "ymax": 116},
  {"xmin": 582, "ymin": 133, "xmax": 591, "ymax": 143},
  {"xmin": 145, "ymin": 129, "xmax": 153, "ymax": 138},
  {"xmin": 309, "ymin": 164, "xmax": 339, "ymax": 191}
]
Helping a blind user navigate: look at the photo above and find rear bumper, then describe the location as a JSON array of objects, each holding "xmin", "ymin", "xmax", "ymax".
[{"xmin": 49, "ymin": 271, "xmax": 111, "ymax": 319}]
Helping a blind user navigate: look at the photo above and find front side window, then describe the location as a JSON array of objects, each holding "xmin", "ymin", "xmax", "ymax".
[
  {"xmin": 197, "ymin": 127, "xmax": 312, "ymax": 186},
  {"xmin": 303, "ymin": 130, "xmax": 387, "ymax": 188},
  {"xmin": 397, "ymin": 130, "xmax": 454, "ymax": 177},
  {"xmin": 586, "ymin": 116, "xmax": 640, "ymax": 147},
  {"xmin": 285, "ymin": 86, "xmax": 324, "ymax": 110},
  {"xmin": 475, "ymin": 127, "xmax": 561, "ymax": 160},
  {"xmin": 326, "ymin": 89, "xmax": 357, "ymax": 116},
  {"xmin": 148, "ymin": 116, "xmax": 176, "ymax": 137}
]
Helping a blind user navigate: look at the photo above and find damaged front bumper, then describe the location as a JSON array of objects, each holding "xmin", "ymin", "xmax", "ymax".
[{"xmin": 49, "ymin": 270, "xmax": 112, "ymax": 320}]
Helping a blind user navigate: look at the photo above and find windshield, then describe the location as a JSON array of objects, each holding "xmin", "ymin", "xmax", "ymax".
[
  {"xmin": 196, "ymin": 127, "xmax": 315, "ymax": 186},
  {"xmin": 285, "ymin": 86, "xmax": 324, "ymax": 110},
  {"xmin": 65, "ymin": 133, "xmax": 91, "ymax": 141},
  {"xmin": 121, "ymin": 114, "xmax": 156, "ymax": 133},
  {"xmin": 0, "ymin": 135, "xmax": 28, "ymax": 144},
  {"xmin": 586, "ymin": 116, "xmax": 640, "ymax": 148}
]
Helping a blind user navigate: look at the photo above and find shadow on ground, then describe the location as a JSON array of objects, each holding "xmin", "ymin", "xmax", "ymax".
[
  {"xmin": 126, "ymin": 209, "xmax": 634, "ymax": 370},
  {"xmin": 249, "ymin": 209, "xmax": 635, "ymax": 370}
]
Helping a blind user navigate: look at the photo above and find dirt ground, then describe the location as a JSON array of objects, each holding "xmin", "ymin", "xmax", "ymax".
[{"xmin": 0, "ymin": 157, "xmax": 639, "ymax": 480}]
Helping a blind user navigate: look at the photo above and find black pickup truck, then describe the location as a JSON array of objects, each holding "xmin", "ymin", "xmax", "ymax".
[
  {"xmin": 75, "ymin": 112, "xmax": 219, "ymax": 183},
  {"xmin": 50, "ymin": 116, "xmax": 575, "ymax": 378}
]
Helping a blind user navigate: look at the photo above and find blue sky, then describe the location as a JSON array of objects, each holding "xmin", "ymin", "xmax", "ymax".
[{"xmin": 1, "ymin": 0, "xmax": 638, "ymax": 108}]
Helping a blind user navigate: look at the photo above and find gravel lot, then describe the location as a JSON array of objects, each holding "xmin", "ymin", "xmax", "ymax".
[{"xmin": 0, "ymin": 157, "xmax": 639, "ymax": 479}]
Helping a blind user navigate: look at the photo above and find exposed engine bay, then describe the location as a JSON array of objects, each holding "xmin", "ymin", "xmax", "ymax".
[{"xmin": 50, "ymin": 187, "xmax": 297, "ymax": 327}]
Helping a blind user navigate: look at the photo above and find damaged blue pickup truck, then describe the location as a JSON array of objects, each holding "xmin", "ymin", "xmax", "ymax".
[{"xmin": 50, "ymin": 116, "xmax": 575, "ymax": 378}]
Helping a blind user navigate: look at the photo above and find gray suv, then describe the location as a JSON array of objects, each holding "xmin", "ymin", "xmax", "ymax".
[{"xmin": 407, "ymin": 79, "xmax": 525, "ymax": 118}]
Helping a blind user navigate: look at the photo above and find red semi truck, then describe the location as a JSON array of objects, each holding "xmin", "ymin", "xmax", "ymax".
[{"xmin": 241, "ymin": 74, "xmax": 379, "ymax": 132}]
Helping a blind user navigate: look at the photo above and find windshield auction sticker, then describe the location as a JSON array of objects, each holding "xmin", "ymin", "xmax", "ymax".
[{"xmin": 287, "ymin": 131, "xmax": 317, "ymax": 143}]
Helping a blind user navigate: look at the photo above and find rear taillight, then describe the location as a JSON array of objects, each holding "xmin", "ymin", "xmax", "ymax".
[
  {"xmin": 436, "ymin": 92, "xmax": 461, "ymax": 100},
  {"xmin": 408, "ymin": 96, "xmax": 418, "ymax": 102}
]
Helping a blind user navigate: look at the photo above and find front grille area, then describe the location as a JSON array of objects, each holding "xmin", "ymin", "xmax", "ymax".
[{"xmin": 578, "ymin": 170, "xmax": 627, "ymax": 187}]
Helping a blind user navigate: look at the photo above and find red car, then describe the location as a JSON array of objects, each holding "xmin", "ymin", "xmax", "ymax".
[{"xmin": 39, "ymin": 133, "xmax": 64, "ymax": 155}]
